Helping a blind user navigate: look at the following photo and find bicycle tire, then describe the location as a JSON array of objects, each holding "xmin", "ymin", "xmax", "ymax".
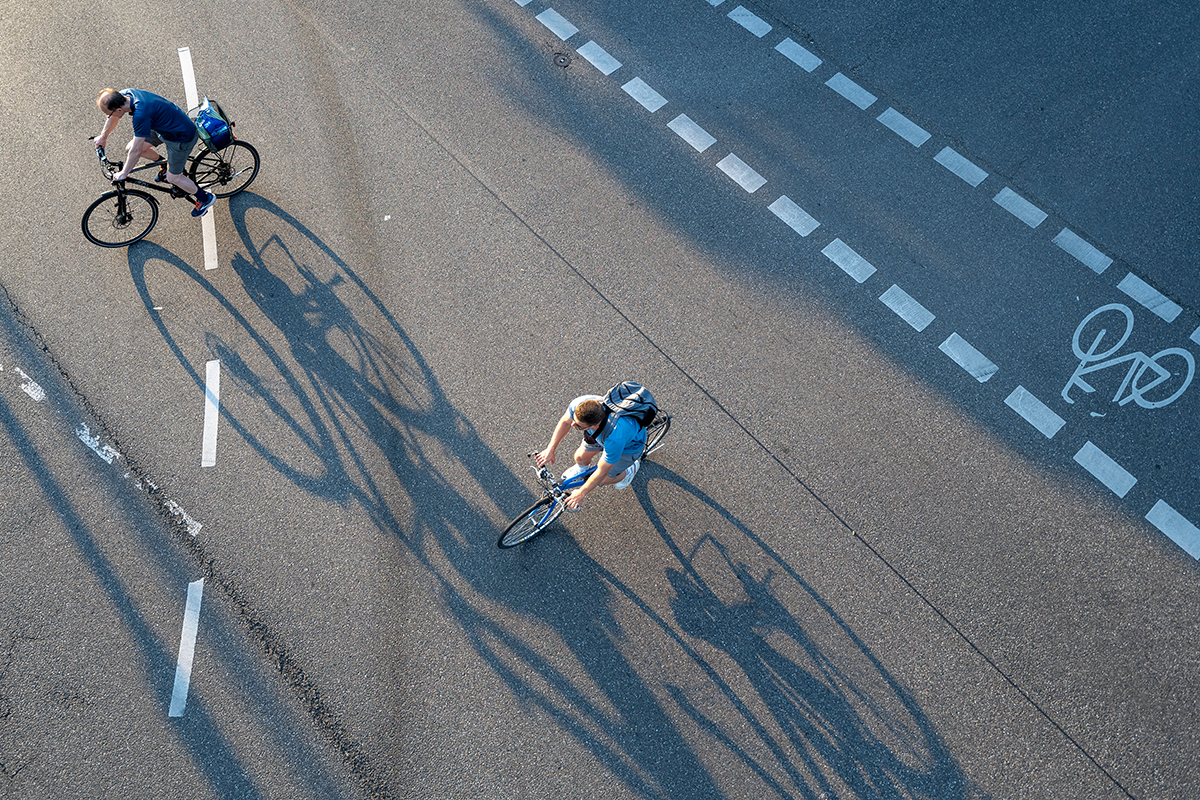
[
  {"xmin": 644, "ymin": 412, "xmax": 671, "ymax": 457},
  {"xmin": 82, "ymin": 189, "xmax": 159, "ymax": 247},
  {"xmin": 498, "ymin": 497, "xmax": 562, "ymax": 548},
  {"xmin": 189, "ymin": 140, "xmax": 260, "ymax": 198}
]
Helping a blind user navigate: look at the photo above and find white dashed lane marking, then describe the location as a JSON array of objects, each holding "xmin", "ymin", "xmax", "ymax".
[
  {"xmin": 668, "ymin": 114, "xmax": 717, "ymax": 152},
  {"xmin": 825, "ymin": 73, "xmax": 877, "ymax": 110},
  {"xmin": 934, "ymin": 147, "xmax": 989, "ymax": 187},
  {"xmin": 1053, "ymin": 228, "xmax": 1113, "ymax": 274},
  {"xmin": 879, "ymin": 284, "xmax": 935, "ymax": 332},
  {"xmin": 536, "ymin": 8, "xmax": 578, "ymax": 41},
  {"xmin": 993, "ymin": 187, "xmax": 1048, "ymax": 228},
  {"xmin": 877, "ymin": 107, "xmax": 931, "ymax": 147},
  {"xmin": 1117, "ymin": 273, "xmax": 1182, "ymax": 323},
  {"xmin": 821, "ymin": 238, "xmax": 877, "ymax": 284},
  {"xmin": 1074, "ymin": 441, "xmax": 1137, "ymax": 498},
  {"xmin": 1146, "ymin": 501, "xmax": 1200, "ymax": 559},
  {"xmin": 623, "ymin": 78, "xmax": 668, "ymax": 112},
  {"xmin": 728, "ymin": 5, "xmax": 772, "ymax": 37},
  {"xmin": 939, "ymin": 333, "xmax": 999, "ymax": 383},
  {"xmin": 716, "ymin": 153, "xmax": 766, "ymax": 193},
  {"xmin": 201, "ymin": 360, "xmax": 221, "ymax": 468},
  {"xmin": 577, "ymin": 41, "xmax": 621, "ymax": 75},
  {"xmin": 768, "ymin": 196, "xmax": 820, "ymax": 237},
  {"xmin": 1004, "ymin": 386, "xmax": 1066, "ymax": 439},
  {"xmin": 775, "ymin": 38, "xmax": 822, "ymax": 72},
  {"xmin": 168, "ymin": 578, "xmax": 204, "ymax": 717}
]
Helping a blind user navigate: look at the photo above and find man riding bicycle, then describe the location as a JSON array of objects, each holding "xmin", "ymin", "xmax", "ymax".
[
  {"xmin": 94, "ymin": 87, "xmax": 215, "ymax": 218},
  {"xmin": 535, "ymin": 392, "xmax": 648, "ymax": 511}
]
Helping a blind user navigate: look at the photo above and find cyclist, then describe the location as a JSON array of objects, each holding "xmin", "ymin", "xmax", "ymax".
[
  {"xmin": 535, "ymin": 393, "xmax": 647, "ymax": 510},
  {"xmin": 94, "ymin": 88, "xmax": 215, "ymax": 218}
]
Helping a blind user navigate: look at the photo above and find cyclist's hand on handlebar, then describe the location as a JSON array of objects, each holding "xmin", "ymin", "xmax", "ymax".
[
  {"xmin": 565, "ymin": 490, "xmax": 585, "ymax": 510},
  {"xmin": 534, "ymin": 447, "xmax": 555, "ymax": 467}
]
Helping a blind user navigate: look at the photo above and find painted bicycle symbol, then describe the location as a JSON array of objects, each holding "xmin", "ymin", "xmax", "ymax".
[{"xmin": 1062, "ymin": 303, "xmax": 1195, "ymax": 409}]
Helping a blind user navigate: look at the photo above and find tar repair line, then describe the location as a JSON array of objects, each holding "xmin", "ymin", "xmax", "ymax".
[
  {"xmin": 168, "ymin": 578, "xmax": 205, "ymax": 717},
  {"xmin": 178, "ymin": 47, "xmax": 219, "ymax": 272},
  {"xmin": 512, "ymin": 2, "xmax": 1200, "ymax": 556}
]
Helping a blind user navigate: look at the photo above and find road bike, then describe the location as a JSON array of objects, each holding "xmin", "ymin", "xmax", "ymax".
[
  {"xmin": 82, "ymin": 136, "xmax": 260, "ymax": 247},
  {"xmin": 498, "ymin": 411, "xmax": 672, "ymax": 548}
]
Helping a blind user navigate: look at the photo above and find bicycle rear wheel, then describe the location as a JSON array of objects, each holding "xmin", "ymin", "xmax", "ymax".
[
  {"xmin": 82, "ymin": 190, "xmax": 159, "ymax": 247},
  {"xmin": 189, "ymin": 141, "xmax": 260, "ymax": 198},
  {"xmin": 498, "ymin": 497, "xmax": 562, "ymax": 548},
  {"xmin": 644, "ymin": 411, "xmax": 671, "ymax": 457}
]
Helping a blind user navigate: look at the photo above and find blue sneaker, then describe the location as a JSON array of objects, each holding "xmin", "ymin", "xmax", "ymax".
[{"xmin": 192, "ymin": 190, "xmax": 215, "ymax": 218}]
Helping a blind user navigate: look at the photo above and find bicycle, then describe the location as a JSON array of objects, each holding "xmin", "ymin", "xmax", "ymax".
[
  {"xmin": 82, "ymin": 135, "xmax": 260, "ymax": 248},
  {"xmin": 497, "ymin": 411, "xmax": 672, "ymax": 548}
]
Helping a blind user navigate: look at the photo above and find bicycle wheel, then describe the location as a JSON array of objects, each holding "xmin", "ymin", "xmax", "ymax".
[
  {"xmin": 189, "ymin": 141, "xmax": 260, "ymax": 198},
  {"xmin": 82, "ymin": 190, "xmax": 159, "ymax": 247},
  {"xmin": 644, "ymin": 412, "xmax": 671, "ymax": 457},
  {"xmin": 498, "ymin": 497, "xmax": 562, "ymax": 548}
]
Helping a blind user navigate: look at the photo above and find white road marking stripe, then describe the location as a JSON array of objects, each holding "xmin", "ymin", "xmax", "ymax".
[
  {"xmin": 535, "ymin": 8, "xmax": 578, "ymax": 40},
  {"xmin": 879, "ymin": 284, "xmax": 934, "ymax": 331},
  {"xmin": 728, "ymin": 5, "xmax": 772, "ymax": 37},
  {"xmin": 165, "ymin": 499, "xmax": 204, "ymax": 536},
  {"xmin": 768, "ymin": 196, "xmax": 820, "ymax": 236},
  {"xmin": 716, "ymin": 153, "xmax": 766, "ymax": 193},
  {"xmin": 168, "ymin": 579, "xmax": 204, "ymax": 717},
  {"xmin": 706, "ymin": 0, "xmax": 726, "ymax": 5},
  {"xmin": 14, "ymin": 367, "xmax": 45, "ymax": 402},
  {"xmin": 1004, "ymin": 386, "xmax": 1065, "ymax": 439},
  {"xmin": 1117, "ymin": 272, "xmax": 1182, "ymax": 323},
  {"xmin": 622, "ymin": 78, "xmax": 668, "ymax": 112},
  {"xmin": 939, "ymin": 333, "xmax": 998, "ymax": 382},
  {"xmin": 576, "ymin": 41, "xmax": 621, "ymax": 75},
  {"xmin": 76, "ymin": 423, "xmax": 121, "ymax": 464},
  {"xmin": 775, "ymin": 38, "xmax": 821, "ymax": 72},
  {"xmin": 513, "ymin": 0, "xmax": 533, "ymax": 5},
  {"xmin": 202, "ymin": 215, "xmax": 218, "ymax": 270},
  {"xmin": 934, "ymin": 147, "xmax": 988, "ymax": 187},
  {"xmin": 821, "ymin": 238, "xmax": 876, "ymax": 283},
  {"xmin": 993, "ymin": 187, "xmax": 1047, "ymax": 228},
  {"xmin": 877, "ymin": 107, "xmax": 930, "ymax": 147},
  {"xmin": 1053, "ymin": 228, "xmax": 1112, "ymax": 274},
  {"xmin": 825, "ymin": 73, "xmax": 877, "ymax": 110},
  {"xmin": 177, "ymin": 48, "xmax": 199, "ymax": 111},
  {"xmin": 1191, "ymin": 326, "xmax": 1200, "ymax": 347},
  {"xmin": 668, "ymin": 114, "xmax": 717, "ymax": 152},
  {"xmin": 202, "ymin": 360, "xmax": 221, "ymax": 468},
  {"xmin": 1146, "ymin": 500, "xmax": 1200, "ymax": 559},
  {"xmin": 1074, "ymin": 441, "xmax": 1136, "ymax": 498}
]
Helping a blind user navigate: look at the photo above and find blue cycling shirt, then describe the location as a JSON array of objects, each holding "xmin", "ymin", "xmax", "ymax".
[
  {"xmin": 568, "ymin": 395, "xmax": 647, "ymax": 463},
  {"xmin": 122, "ymin": 89, "xmax": 196, "ymax": 143}
]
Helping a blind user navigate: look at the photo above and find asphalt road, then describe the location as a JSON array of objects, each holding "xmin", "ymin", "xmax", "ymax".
[{"xmin": 1, "ymin": 0, "xmax": 1197, "ymax": 798}]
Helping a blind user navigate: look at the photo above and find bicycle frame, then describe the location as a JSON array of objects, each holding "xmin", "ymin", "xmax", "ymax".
[
  {"xmin": 523, "ymin": 463, "xmax": 597, "ymax": 528},
  {"xmin": 94, "ymin": 145, "xmax": 197, "ymax": 200}
]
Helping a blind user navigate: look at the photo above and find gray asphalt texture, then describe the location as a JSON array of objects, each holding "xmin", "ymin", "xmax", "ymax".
[{"xmin": 1, "ymin": 0, "xmax": 1197, "ymax": 798}]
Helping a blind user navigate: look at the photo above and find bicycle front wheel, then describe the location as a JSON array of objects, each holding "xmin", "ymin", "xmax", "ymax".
[
  {"xmin": 644, "ymin": 412, "xmax": 671, "ymax": 457},
  {"xmin": 189, "ymin": 141, "xmax": 260, "ymax": 198},
  {"xmin": 82, "ymin": 190, "xmax": 159, "ymax": 247},
  {"xmin": 498, "ymin": 497, "xmax": 562, "ymax": 548}
]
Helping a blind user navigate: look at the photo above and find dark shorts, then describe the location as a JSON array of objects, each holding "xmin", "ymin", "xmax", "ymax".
[
  {"xmin": 148, "ymin": 129, "xmax": 199, "ymax": 175},
  {"xmin": 581, "ymin": 441, "xmax": 641, "ymax": 476}
]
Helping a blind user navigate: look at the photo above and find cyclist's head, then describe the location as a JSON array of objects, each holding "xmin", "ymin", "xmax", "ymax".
[
  {"xmin": 573, "ymin": 399, "xmax": 605, "ymax": 427},
  {"xmin": 97, "ymin": 89, "xmax": 127, "ymax": 114}
]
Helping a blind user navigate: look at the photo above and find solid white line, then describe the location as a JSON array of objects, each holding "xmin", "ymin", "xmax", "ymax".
[
  {"xmin": 535, "ymin": 8, "xmax": 578, "ymax": 40},
  {"xmin": 1117, "ymin": 273, "xmax": 1182, "ymax": 323},
  {"xmin": 1053, "ymin": 228, "xmax": 1112, "ymax": 274},
  {"xmin": 728, "ymin": 5, "xmax": 772, "ymax": 37},
  {"xmin": 934, "ymin": 147, "xmax": 988, "ymax": 187},
  {"xmin": 939, "ymin": 333, "xmax": 998, "ymax": 382},
  {"xmin": 668, "ymin": 114, "xmax": 716, "ymax": 152},
  {"xmin": 879, "ymin": 284, "xmax": 934, "ymax": 331},
  {"xmin": 1145, "ymin": 500, "xmax": 1200, "ymax": 559},
  {"xmin": 825, "ymin": 73, "xmax": 877, "ymax": 110},
  {"xmin": 1004, "ymin": 386, "xmax": 1065, "ymax": 439},
  {"xmin": 775, "ymin": 38, "xmax": 821, "ymax": 72},
  {"xmin": 768, "ymin": 196, "xmax": 820, "ymax": 237},
  {"xmin": 877, "ymin": 107, "xmax": 930, "ymax": 147},
  {"xmin": 177, "ymin": 48, "xmax": 199, "ymax": 111},
  {"xmin": 716, "ymin": 153, "xmax": 766, "ymax": 193},
  {"xmin": 622, "ymin": 78, "xmax": 668, "ymax": 112},
  {"xmin": 576, "ymin": 41, "xmax": 621, "ymax": 75},
  {"xmin": 202, "ymin": 360, "xmax": 220, "ymax": 468},
  {"xmin": 821, "ymin": 239, "xmax": 876, "ymax": 283},
  {"xmin": 168, "ymin": 578, "xmax": 204, "ymax": 717},
  {"xmin": 1073, "ymin": 441, "xmax": 1136, "ymax": 498},
  {"xmin": 993, "ymin": 187, "xmax": 1047, "ymax": 228}
]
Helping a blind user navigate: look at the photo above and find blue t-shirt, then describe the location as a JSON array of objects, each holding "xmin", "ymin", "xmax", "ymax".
[
  {"xmin": 122, "ymin": 89, "xmax": 195, "ymax": 142},
  {"xmin": 568, "ymin": 395, "xmax": 647, "ymax": 463}
]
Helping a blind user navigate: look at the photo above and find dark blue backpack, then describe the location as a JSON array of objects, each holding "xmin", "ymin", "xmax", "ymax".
[{"xmin": 194, "ymin": 97, "xmax": 234, "ymax": 151}]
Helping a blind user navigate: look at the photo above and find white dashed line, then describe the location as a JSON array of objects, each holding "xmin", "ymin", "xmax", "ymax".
[
  {"xmin": 993, "ymin": 187, "xmax": 1048, "ymax": 228},
  {"xmin": 1074, "ymin": 441, "xmax": 1137, "ymax": 498},
  {"xmin": 668, "ymin": 114, "xmax": 717, "ymax": 152},
  {"xmin": 1004, "ymin": 386, "xmax": 1065, "ymax": 439},
  {"xmin": 577, "ymin": 41, "xmax": 621, "ymax": 75},
  {"xmin": 1116, "ymin": 273, "xmax": 1182, "ymax": 323},
  {"xmin": 728, "ymin": 6, "xmax": 772, "ymax": 37},
  {"xmin": 768, "ymin": 195, "xmax": 820, "ymax": 237},
  {"xmin": 623, "ymin": 78, "xmax": 668, "ymax": 112},
  {"xmin": 775, "ymin": 38, "xmax": 821, "ymax": 72},
  {"xmin": 14, "ymin": 367, "xmax": 45, "ymax": 402},
  {"xmin": 201, "ymin": 360, "xmax": 221, "ymax": 468},
  {"xmin": 825, "ymin": 73, "xmax": 877, "ymax": 110},
  {"xmin": 1191, "ymin": 326, "xmax": 1200, "ymax": 347},
  {"xmin": 716, "ymin": 153, "xmax": 766, "ymax": 193},
  {"xmin": 513, "ymin": 0, "xmax": 534, "ymax": 6},
  {"xmin": 821, "ymin": 238, "xmax": 877, "ymax": 284},
  {"xmin": 1053, "ymin": 228, "xmax": 1112, "ymax": 275},
  {"xmin": 179, "ymin": 48, "xmax": 218, "ymax": 272},
  {"xmin": 76, "ymin": 423, "xmax": 121, "ymax": 464},
  {"xmin": 877, "ymin": 107, "xmax": 930, "ymax": 147},
  {"xmin": 879, "ymin": 284, "xmax": 934, "ymax": 331},
  {"xmin": 939, "ymin": 333, "xmax": 998, "ymax": 383},
  {"xmin": 536, "ymin": 8, "xmax": 579, "ymax": 41},
  {"xmin": 934, "ymin": 147, "xmax": 988, "ymax": 187},
  {"xmin": 1146, "ymin": 500, "xmax": 1200, "ymax": 559},
  {"xmin": 168, "ymin": 579, "xmax": 204, "ymax": 717}
]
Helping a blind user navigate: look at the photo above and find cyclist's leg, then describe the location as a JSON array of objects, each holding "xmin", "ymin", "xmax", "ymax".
[
  {"xmin": 599, "ymin": 452, "xmax": 637, "ymax": 486},
  {"xmin": 162, "ymin": 132, "xmax": 202, "ymax": 196}
]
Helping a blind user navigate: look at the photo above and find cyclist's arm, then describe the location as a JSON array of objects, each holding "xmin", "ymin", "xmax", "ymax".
[
  {"xmin": 112, "ymin": 135, "xmax": 145, "ymax": 181},
  {"xmin": 94, "ymin": 107, "xmax": 126, "ymax": 150},
  {"xmin": 535, "ymin": 413, "xmax": 573, "ymax": 467},
  {"xmin": 568, "ymin": 460, "xmax": 611, "ymax": 505}
]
